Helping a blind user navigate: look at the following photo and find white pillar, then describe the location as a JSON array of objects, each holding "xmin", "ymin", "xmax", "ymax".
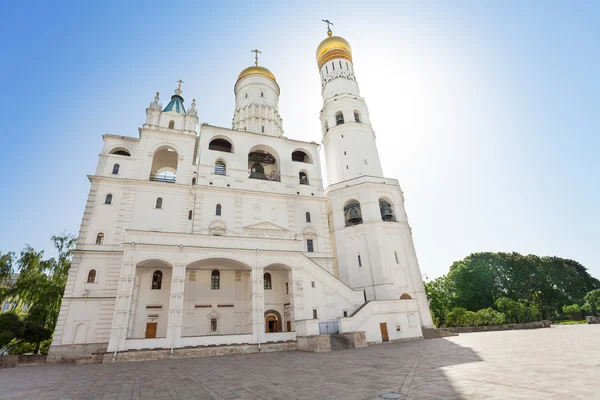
[
  {"xmin": 251, "ymin": 263, "xmax": 265, "ymax": 344},
  {"xmin": 288, "ymin": 268, "xmax": 305, "ymax": 331},
  {"xmin": 167, "ymin": 252, "xmax": 186, "ymax": 350},
  {"xmin": 107, "ymin": 247, "xmax": 136, "ymax": 353}
]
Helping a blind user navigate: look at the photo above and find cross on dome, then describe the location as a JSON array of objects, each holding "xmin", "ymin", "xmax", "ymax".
[
  {"xmin": 251, "ymin": 49, "xmax": 262, "ymax": 66},
  {"xmin": 322, "ymin": 19, "xmax": 334, "ymax": 37}
]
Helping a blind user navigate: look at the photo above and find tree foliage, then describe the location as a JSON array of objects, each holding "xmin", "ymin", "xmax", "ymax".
[
  {"xmin": 0, "ymin": 233, "xmax": 75, "ymax": 354},
  {"xmin": 425, "ymin": 252, "xmax": 599, "ymax": 326},
  {"xmin": 583, "ymin": 289, "xmax": 600, "ymax": 315}
]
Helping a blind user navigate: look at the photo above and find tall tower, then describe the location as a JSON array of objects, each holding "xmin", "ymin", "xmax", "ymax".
[
  {"xmin": 319, "ymin": 23, "xmax": 434, "ymax": 328},
  {"xmin": 232, "ymin": 50, "xmax": 283, "ymax": 137}
]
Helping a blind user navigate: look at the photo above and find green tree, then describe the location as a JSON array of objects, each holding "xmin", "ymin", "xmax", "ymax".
[
  {"xmin": 424, "ymin": 276, "xmax": 453, "ymax": 327},
  {"xmin": 584, "ymin": 289, "xmax": 600, "ymax": 315},
  {"xmin": 0, "ymin": 233, "xmax": 75, "ymax": 354},
  {"xmin": 562, "ymin": 304, "xmax": 581, "ymax": 320}
]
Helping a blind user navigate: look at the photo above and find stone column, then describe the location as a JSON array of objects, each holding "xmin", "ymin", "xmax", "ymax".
[
  {"xmin": 167, "ymin": 250, "xmax": 186, "ymax": 349},
  {"xmin": 250, "ymin": 261, "xmax": 265, "ymax": 344},
  {"xmin": 288, "ymin": 268, "xmax": 305, "ymax": 332},
  {"xmin": 107, "ymin": 246, "xmax": 136, "ymax": 354}
]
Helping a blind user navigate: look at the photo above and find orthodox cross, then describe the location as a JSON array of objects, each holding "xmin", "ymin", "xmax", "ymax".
[
  {"xmin": 177, "ymin": 79, "xmax": 184, "ymax": 89},
  {"xmin": 251, "ymin": 49, "xmax": 262, "ymax": 66},
  {"xmin": 322, "ymin": 19, "xmax": 334, "ymax": 36}
]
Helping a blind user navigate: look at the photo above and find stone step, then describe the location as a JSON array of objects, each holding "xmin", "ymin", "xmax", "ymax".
[{"xmin": 422, "ymin": 328, "xmax": 459, "ymax": 339}]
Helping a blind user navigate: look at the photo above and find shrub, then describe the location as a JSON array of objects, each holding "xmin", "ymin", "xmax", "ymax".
[
  {"xmin": 475, "ymin": 308, "xmax": 505, "ymax": 326},
  {"xmin": 445, "ymin": 307, "xmax": 467, "ymax": 327}
]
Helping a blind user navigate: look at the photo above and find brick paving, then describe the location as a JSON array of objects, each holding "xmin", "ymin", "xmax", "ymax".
[{"xmin": 1, "ymin": 325, "xmax": 598, "ymax": 400}]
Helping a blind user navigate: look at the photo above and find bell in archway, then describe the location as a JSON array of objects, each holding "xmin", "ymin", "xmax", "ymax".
[
  {"xmin": 347, "ymin": 206, "xmax": 362, "ymax": 225},
  {"xmin": 249, "ymin": 162, "xmax": 266, "ymax": 180},
  {"xmin": 380, "ymin": 202, "xmax": 394, "ymax": 221}
]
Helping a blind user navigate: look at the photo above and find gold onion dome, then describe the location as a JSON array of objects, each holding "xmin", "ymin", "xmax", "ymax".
[
  {"xmin": 236, "ymin": 66, "xmax": 277, "ymax": 84},
  {"xmin": 316, "ymin": 34, "xmax": 352, "ymax": 69}
]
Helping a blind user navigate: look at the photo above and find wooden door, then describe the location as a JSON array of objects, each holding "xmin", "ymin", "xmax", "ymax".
[
  {"xmin": 286, "ymin": 321, "xmax": 291, "ymax": 332},
  {"xmin": 145, "ymin": 322, "xmax": 157, "ymax": 338},
  {"xmin": 380, "ymin": 322, "xmax": 389, "ymax": 342}
]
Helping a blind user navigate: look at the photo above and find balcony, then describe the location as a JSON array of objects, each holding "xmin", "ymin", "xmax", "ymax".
[{"xmin": 149, "ymin": 173, "xmax": 176, "ymax": 184}]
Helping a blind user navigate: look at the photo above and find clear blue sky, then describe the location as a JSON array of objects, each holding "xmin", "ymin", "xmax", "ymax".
[{"xmin": 1, "ymin": 1, "xmax": 598, "ymax": 279}]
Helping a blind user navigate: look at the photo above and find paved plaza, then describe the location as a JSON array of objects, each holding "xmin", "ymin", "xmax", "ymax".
[{"xmin": 1, "ymin": 325, "xmax": 598, "ymax": 400}]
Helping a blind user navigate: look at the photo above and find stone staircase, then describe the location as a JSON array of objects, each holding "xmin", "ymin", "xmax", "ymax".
[{"xmin": 422, "ymin": 328, "xmax": 459, "ymax": 339}]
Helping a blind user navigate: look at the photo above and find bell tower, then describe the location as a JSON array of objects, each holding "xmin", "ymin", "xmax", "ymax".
[{"xmin": 319, "ymin": 22, "xmax": 434, "ymax": 328}]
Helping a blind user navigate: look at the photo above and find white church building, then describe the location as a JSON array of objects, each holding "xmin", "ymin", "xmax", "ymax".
[{"xmin": 49, "ymin": 27, "xmax": 434, "ymax": 362}]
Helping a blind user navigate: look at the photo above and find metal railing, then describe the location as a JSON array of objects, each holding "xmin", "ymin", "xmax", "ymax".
[{"xmin": 149, "ymin": 174, "xmax": 176, "ymax": 183}]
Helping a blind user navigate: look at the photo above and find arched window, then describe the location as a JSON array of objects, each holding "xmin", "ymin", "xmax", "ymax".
[
  {"xmin": 335, "ymin": 111, "xmax": 344, "ymax": 126},
  {"xmin": 112, "ymin": 164, "xmax": 120, "ymax": 175},
  {"xmin": 344, "ymin": 200, "xmax": 363, "ymax": 226},
  {"xmin": 152, "ymin": 270, "xmax": 163, "ymax": 290},
  {"xmin": 95, "ymin": 233, "xmax": 104, "ymax": 245},
  {"xmin": 400, "ymin": 293, "xmax": 412, "ymax": 300},
  {"xmin": 216, "ymin": 204, "xmax": 222, "ymax": 216},
  {"xmin": 379, "ymin": 199, "xmax": 396, "ymax": 222},
  {"xmin": 209, "ymin": 138, "xmax": 233, "ymax": 153},
  {"xmin": 354, "ymin": 110, "xmax": 360, "ymax": 123},
  {"xmin": 191, "ymin": 177, "xmax": 196, "ymax": 185},
  {"xmin": 87, "ymin": 269, "xmax": 96, "ymax": 283},
  {"xmin": 264, "ymin": 273, "xmax": 272, "ymax": 290},
  {"xmin": 168, "ymin": 120, "xmax": 175, "ymax": 129},
  {"xmin": 211, "ymin": 270, "xmax": 220, "ymax": 290},
  {"xmin": 105, "ymin": 194, "xmax": 113, "ymax": 205},
  {"xmin": 305, "ymin": 212, "xmax": 311, "ymax": 223},
  {"xmin": 110, "ymin": 148, "xmax": 131, "ymax": 157},
  {"xmin": 155, "ymin": 197, "xmax": 163, "ymax": 209},
  {"xmin": 188, "ymin": 210, "xmax": 193, "ymax": 220},
  {"xmin": 215, "ymin": 160, "xmax": 226, "ymax": 175},
  {"xmin": 299, "ymin": 172, "xmax": 309, "ymax": 185},
  {"xmin": 150, "ymin": 147, "xmax": 178, "ymax": 183},
  {"xmin": 292, "ymin": 150, "xmax": 312, "ymax": 163}
]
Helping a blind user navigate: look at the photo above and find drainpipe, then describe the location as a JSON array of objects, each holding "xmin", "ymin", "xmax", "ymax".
[{"xmin": 256, "ymin": 248, "xmax": 261, "ymax": 352}]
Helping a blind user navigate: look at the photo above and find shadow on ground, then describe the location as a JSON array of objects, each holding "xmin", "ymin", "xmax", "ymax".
[{"xmin": 0, "ymin": 338, "xmax": 482, "ymax": 400}]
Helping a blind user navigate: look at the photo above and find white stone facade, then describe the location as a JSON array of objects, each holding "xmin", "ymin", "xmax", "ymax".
[{"xmin": 49, "ymin": 33, "xmax": 433, "ymax": 361}]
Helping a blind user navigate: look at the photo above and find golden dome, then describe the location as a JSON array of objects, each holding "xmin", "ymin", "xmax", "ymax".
[
  {"xmin": 316, "ymin": 35, "xmax": 352, "ymax": 69},
  {"xmin": 236, "ymin": 65, "xmax": 276, "ymax": 84}
]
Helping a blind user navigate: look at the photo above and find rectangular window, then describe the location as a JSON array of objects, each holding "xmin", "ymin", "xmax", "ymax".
[
  {"xmin": 396, "ymin": 324, "xmax": 401, "ymax": 332},
  {"xmin": 2, "ymin": 301, "xmax": 9, "ymax": 312},
  {"xmin": 332, "ymin": 62, "xmax": 335, "ymax": 71},
  {"xmin": 307, "ymin": 239, "xmax": 314, "ymax": 252},
  {"xmin": 211, "ymin": 318, "xmax": 218, "ymax": 332},
  {"xmin": 358, "ymin": 254, "xmax": 362, "ymax": 267},
  {"xmin": 312, "ymin": 309, "xmax": 318, "ymax": 319},
  {"xmin": 394, "ymin": 251, "xmax": 399, "ymax": 264},
  {"xmin": 286, "ymin": 282, "xmax": 289, "ymax": 295},
  {"xmin": 311, "ymin": 281, "xmax": 315, "ymax": 288},
  {"xmin": 343, "ymin": 310, "xmax": 348, "ymax": 317}
]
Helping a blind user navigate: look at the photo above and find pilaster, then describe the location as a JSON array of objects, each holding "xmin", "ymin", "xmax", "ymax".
[
  {"xmin": 250, "ymin": 263, "xmax": 265, "ymax": 344},
  {"xmin": 167, "ymin": 249, "xmax": 186, "ymax": 349}
]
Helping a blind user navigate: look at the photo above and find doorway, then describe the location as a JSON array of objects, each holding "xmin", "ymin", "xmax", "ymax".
[
  {"xmin": 265, "ymin": 314, "xmax": 278, "ymax": 333},
  {"xmin": 380, "ymin": 322, "xmax": 389, "ymax": 342},
  {"xmin": 145, "ymin": 322, "xmax": 157, "ymax": 338}
]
